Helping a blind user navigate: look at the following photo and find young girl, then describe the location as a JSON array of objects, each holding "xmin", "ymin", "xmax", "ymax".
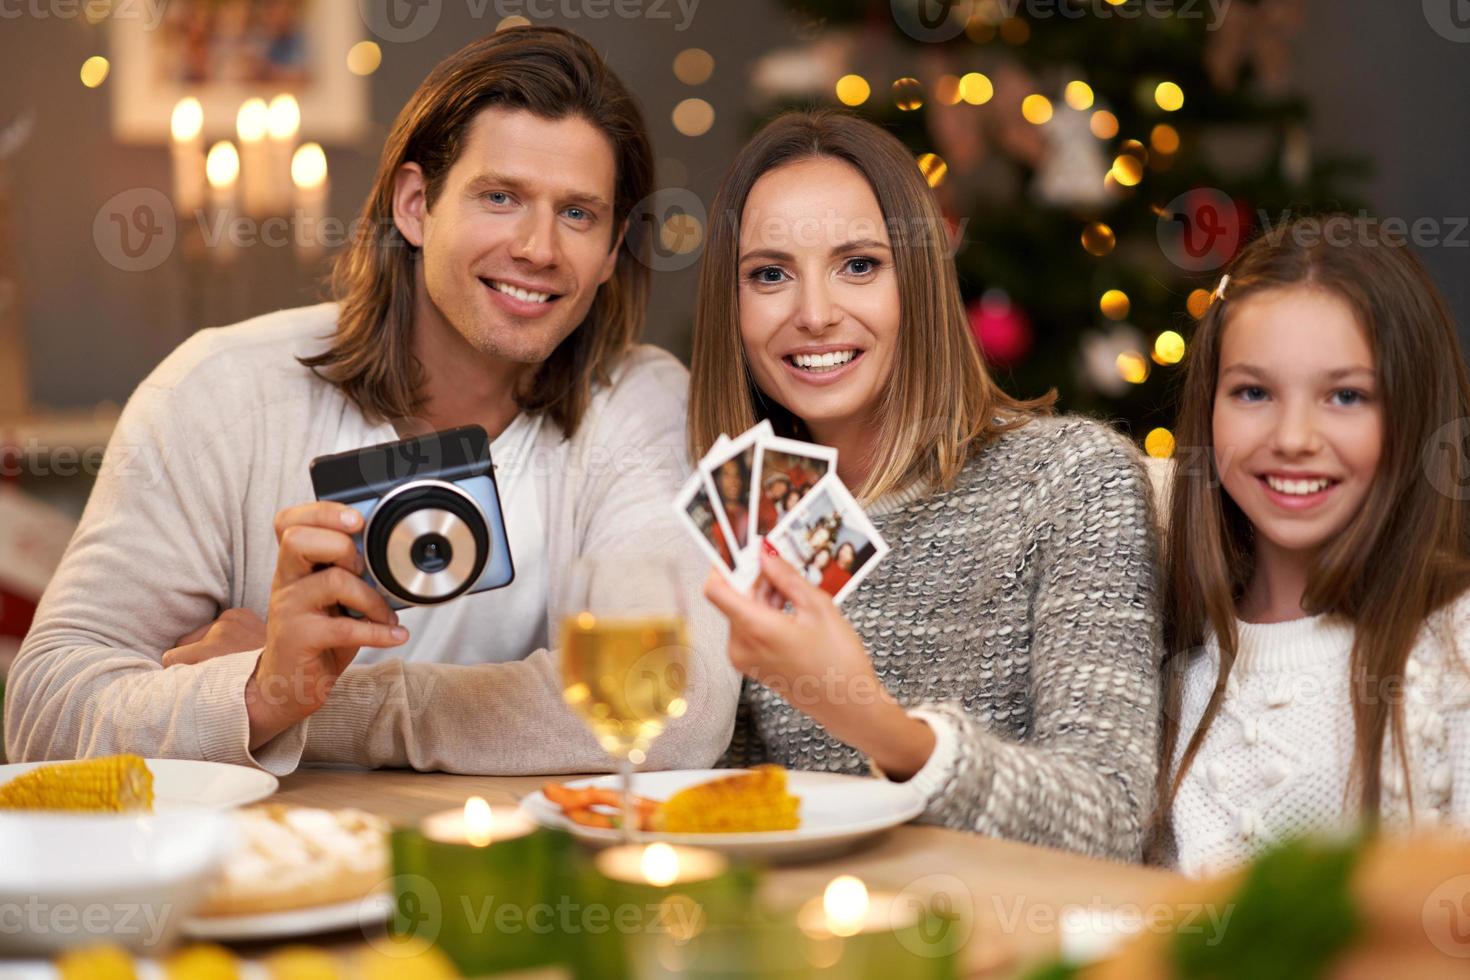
[
  {"xmin": 1158, "ymin": 216, "xmax": 1470, "ymax": 875},
  {"xmin": 689, "ymin": 109, "xmax": 1164, "ymax": 860}
]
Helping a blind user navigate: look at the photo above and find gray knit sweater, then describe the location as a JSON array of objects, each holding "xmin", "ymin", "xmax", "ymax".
[{"xmin": 721, "ymin": 415, "xmax": 1164, "ymax": 862}]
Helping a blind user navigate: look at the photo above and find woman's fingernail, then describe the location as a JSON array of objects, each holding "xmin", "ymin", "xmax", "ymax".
[
  {"xmin": 391, "ymin": 627, "xmax": 408, "ymax": 641},
  {"xmin": 342, "ymin": 510, "xmax": 361, "ymax": 528},
  {"xmin": 761, "ymin": 538, "xmax": 777, "ymax": 556}
]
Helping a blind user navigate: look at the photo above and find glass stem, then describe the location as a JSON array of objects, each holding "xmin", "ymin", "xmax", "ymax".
[{"xmin": 619, "ymin": 754, "xmax": 636, "ymax": 844}]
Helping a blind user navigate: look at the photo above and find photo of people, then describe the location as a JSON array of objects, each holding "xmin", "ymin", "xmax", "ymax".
[
  {"xmin": 676, "ymin": 481, "xmax": 736, "ymax": 573},
  {"xmin": 698, "ymin": 422, "xmax": 770, "ymax": 556},
  {"xmin": 751, "ymin": 438, "xmax": 835, "ymax": 538},
  {"xmin": 767, "ymin": 476, "xmax": 887, "ymax": 605}
]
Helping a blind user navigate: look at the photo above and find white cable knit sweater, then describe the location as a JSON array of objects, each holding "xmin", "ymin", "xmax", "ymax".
[{"xmin": 1169, "ymin": 594, "xmax": 1470, "ymax": 877}]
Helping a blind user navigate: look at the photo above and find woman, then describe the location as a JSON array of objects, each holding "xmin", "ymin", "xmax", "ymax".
[{"xmin": 689, "ymin": 110, "xmax": 1163, "ymax": 860}]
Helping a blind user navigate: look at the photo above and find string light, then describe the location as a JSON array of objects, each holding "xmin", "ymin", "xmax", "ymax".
[
  {"xmin": 1151, "ymin": 123, "xmax": 1180, "ymax": 155},
  {"xmin": 1155, "ymin": 81, "xmax": 1185, "ymax": 111},
  {"xmin": 1081, "ymin": 222, "xmax": 1116, "ymax": 256},
  {"xmin": 1154, "ymin": 330, "xmax": 1186, "ymax": 365},
  {"xmin": 1145, "ymin": 428, "xmax": 1177, "ymax": 459},
  {"xmin": 1117, "ymin": 351, "xmax": 1150, "ymax": 384},
  {"xmin": 1021, "ymin": 94, "xmax": 1053, "ymax": 125},
  {"xmin": 1090, "ymin": 110, "xmax": 1119, "ymax": 139},
  {"xmin": 893, "ymin": 77, "xmax": 925, "ymax": 111},
  {"xmin": 346, "ymin": 41, "xmax": 382, "ymax": 76},
  {"xmin": 672, "ymin": 98, "xmax": 715, "ymax": 136},
  {"xmin": 80, "ymin": 56, "xmax": 109, "ymax": 88},
  {"xmin": 1064, "ymin": 81, "xmax": 1094, "ymax": 111},
  {"xmin": 1110, "ymin": 154, "xmax": 1144, "ymax": 186},
  {"xmin": 917, "ymin": 153, "xmax": 948, "ymax": 187},
  {"xmin": 959, "ymin": 72, "xmax": 994, "ymax": 105},
  {"xmin": 935, "ymin": 75, "xmax": 962, "ymax": 106},
  {"xmin": 836, "ymin": 74, "xmax": 871, "ymax": 107},
  {"xmin": 673, "ymin": 48, "xmax": 714, "ymax": 85},
  {"xmin": 1186, "ymin": 289, "xmax": 1212, "ymax": 319},
  {"xmin": 1100, "ymin": 290, "xmax": 1130, "ymax": 320}
]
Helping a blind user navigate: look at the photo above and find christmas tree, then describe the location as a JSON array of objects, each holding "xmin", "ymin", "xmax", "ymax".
[{"xmin": 749, "ymin": 0, "xmax": 1366, "ymax": 455}]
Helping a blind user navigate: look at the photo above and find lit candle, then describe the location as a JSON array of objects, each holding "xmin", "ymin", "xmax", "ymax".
[
  {"xmin": 420, "ymin": 796, "xmax": 536, "ymax": 847},
  {"xmin": 205, "ymin": 140, "xmax": 239, "ymax": 263},
  {"xmin": 290, "ymin": 142, "xmax": 328, "ymax": 262},
  {"xmin": 797, "ymin": 875, "xmax": 918, "ymax": 938},
  {"xmin": 169, "ymin": 97, "xmax": 205, "ymax": 220},
  {"xmin": 266, "ymin": 93, "xmax": 300, "ymax": 215},
  {"xmin": 235, "ymin": 98, "xmax": 270, "ymax": 218},
  {"xmin": 593, "ymin": 841, "xmax": 728, "ymax": 886}
]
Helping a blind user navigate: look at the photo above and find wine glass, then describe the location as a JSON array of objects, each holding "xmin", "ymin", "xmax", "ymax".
[{"xmin": 561, "ymin": 556, "xmax": 690, "ymax": 841}]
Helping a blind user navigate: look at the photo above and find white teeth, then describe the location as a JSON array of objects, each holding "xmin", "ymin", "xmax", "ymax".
[
  {"xmin": 489, "ymin": 281, "xmax": 552, "ymax": 304},
  {"xmin": 791, "ymin": 350, "xmax": 858, "ymax": 372},
  {"xmin": 1265, "ymin": 475, "xmax": 1334, "ymax": 496}
]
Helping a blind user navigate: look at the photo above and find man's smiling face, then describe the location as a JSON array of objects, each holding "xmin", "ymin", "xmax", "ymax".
[{"xmin": 403, "ymin": 107, "xmax": 622, "ymax": 366}]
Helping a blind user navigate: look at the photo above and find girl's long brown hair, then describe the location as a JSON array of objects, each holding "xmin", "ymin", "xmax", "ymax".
[
  {"xmin": 687, "ymin": 109, "xmax": 1054, "ymax": 502},
  {"xmin": 300, "ymin": 27, "xmax": 652, "ymax": 438},
  {"xmin": 1156, "ymin": 215, "xmax": 1470, "ymax": 848}
]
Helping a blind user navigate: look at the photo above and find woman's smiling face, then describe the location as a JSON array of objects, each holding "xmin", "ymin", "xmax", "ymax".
[{"xmin": 736, "ymin": 156, "xmax": 900, "ymax": 436}]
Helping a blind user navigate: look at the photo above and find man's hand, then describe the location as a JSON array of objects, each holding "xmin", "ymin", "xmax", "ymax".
[
  {"xmin": 163, "ymin": 608, "xmax": 267, "ymax": 667},
  {"xmin": 247, "ymin": 501, "xmax": 409, "ymax": 750}
]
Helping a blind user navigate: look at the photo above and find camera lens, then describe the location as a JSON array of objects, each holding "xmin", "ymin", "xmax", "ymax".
[
  {"xmin": 365, "ymin": 481, "xmax": 490, "ymax": 605},
  {"xmin": 411, "ymin": 534, "xmax": 452, "ymax": 573}
]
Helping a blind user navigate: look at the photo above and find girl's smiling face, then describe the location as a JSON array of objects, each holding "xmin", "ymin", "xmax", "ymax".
[{"xmin": 1212, "ymin": 285, "xmax": 1384, "ymax": 559}]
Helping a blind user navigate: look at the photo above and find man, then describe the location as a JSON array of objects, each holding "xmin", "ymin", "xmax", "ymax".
[{"xmin": 5, "ymin": 28, "xmax": 737, "ymax": 775}]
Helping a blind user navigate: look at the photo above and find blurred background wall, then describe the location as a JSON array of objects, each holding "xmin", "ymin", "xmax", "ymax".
[{"xmin": 0, "ymin": 0, "xmax": 1465, "ymax": 419}]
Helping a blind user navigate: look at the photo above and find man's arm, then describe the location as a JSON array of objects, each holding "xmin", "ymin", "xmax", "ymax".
[
  {"xmin": 295, "ymin": 350, "xmax": 742, "ymax": 774},
  {"xmin": 2, "ymin": 380, "xmax": 301, "ymax": 772}
]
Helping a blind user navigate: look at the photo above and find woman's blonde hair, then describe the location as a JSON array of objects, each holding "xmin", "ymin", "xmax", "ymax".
[
  {"xmin": 687, "ymin": 109, "xmax": 1052, "ymax": 502},
  {"xmin": 300, "ymin": 27, "xmax": 652, "ymax": 438}
]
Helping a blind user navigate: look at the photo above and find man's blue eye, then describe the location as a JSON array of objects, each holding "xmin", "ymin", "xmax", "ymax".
[
  {"xmin": 486, "ymin": 192, "xmax": 510, "ymax": 205},
  {"xmin": 566, "ymin": 207, "xmax": 588, "ymax": 221}
]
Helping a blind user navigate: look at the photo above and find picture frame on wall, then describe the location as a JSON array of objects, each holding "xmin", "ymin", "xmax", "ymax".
[{"xmin": 108, "ymin": 0, "xmax": 369, "ymax": 144}]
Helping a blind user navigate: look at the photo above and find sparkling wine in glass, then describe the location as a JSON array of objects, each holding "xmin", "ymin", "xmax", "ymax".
[{"xmin": 561, "ymin": 557, "xmax": 690, "ymax": 841}]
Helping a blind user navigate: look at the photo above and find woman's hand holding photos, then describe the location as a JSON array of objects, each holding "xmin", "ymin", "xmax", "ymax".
[
  {"xmin": 703, "ymin": 543, "xmax": 935, "ymax": 780},
  {"xmin": 245, "ymin": 501, "xmax": 409, "ymax": 749}
]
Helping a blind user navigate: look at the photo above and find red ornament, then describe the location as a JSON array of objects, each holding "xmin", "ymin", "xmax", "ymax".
[{"xmin": 968, "ymin": 291, "xmax": 1032, "ymax": 367}]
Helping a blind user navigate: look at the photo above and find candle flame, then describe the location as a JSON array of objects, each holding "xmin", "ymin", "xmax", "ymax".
[
  {"xmin": 291, "ymin": 143, "xmax": 328, "ymax": 190},
  {"xmin": 822, "ymin": 875, "xmax": 869, "ymax": 937},
  {"xmin": 236, "ymin": 98, "xmax": 268, "ymax": 144},
  {"xmin": 464, "ymin": 796, "xmax": 494, "ymax": 847},
  {"xmin": 641, "ymin": 842, "xmax": 680, "ymax": 887},
  {"xmin": 267, "ymin": 94, "xmax": 300, "ymax": 141},
  {"xmin": 171, "ymin": 97, "xmax": 203, "ymax": 143},
  {"xmin": 205, "ymin": 141, "xmax": 240, "ymax": 189}
]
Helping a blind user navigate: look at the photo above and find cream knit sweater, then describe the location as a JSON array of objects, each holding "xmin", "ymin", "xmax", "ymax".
[{"xmin": 1169, "ymin": 597, "xmax": 1470, "ymax": 877}]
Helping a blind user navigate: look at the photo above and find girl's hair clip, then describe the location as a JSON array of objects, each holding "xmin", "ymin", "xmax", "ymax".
[{"xmin": 1212, "ymin": 274, "xmax": 1231, "ymax": 302}]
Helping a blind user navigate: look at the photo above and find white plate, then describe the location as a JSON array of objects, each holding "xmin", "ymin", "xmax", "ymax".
[
  {"xmin": 520, "ymin": 769, "xmax": 925, "ymax": 862},
  {"xmin": 183, "ymin": 891, "xmax": 393, "ymax": 942},
  {"xmin": 0, "ymin": 758, "xmax": 278, "ymax": 810}
]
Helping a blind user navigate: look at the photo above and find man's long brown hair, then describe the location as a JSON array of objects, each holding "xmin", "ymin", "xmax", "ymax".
[
  {"xmin": 1155, "ymin": 215, "xmax": 1470, "ymax": 849},
  {"xmin": 300, "ymin": 27, "xmax": 653, "ymax": 438},
  {"xmin": 687, "ymin": 109, "xmax": 1053, "ymax": 502}
]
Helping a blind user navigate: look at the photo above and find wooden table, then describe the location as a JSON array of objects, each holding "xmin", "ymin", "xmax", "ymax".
[{"xmin": 269, "ymin": 767, "xmax": 1183, "ymax": 978}]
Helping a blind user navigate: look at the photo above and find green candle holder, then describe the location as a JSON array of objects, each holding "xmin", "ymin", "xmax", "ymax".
[
  {"xmin": 389, "ymin": 820, "xmax": 579, "ymax": 977},
  {"xmin": 567, "ymin": 843, "xmax": 759, "ymax": 980}
]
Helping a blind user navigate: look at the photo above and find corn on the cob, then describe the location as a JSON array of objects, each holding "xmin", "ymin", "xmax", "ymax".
[
  {"xmin": 654, "ymin": 765, "xmax": 801, "ymax": 833},
  {"xmin": 55, "ymin": 944, "xmax": 137, "ymax": 980},
  {"xmin": 0, "ymin": 754, "xmax": 154, "ymax": 813}
]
